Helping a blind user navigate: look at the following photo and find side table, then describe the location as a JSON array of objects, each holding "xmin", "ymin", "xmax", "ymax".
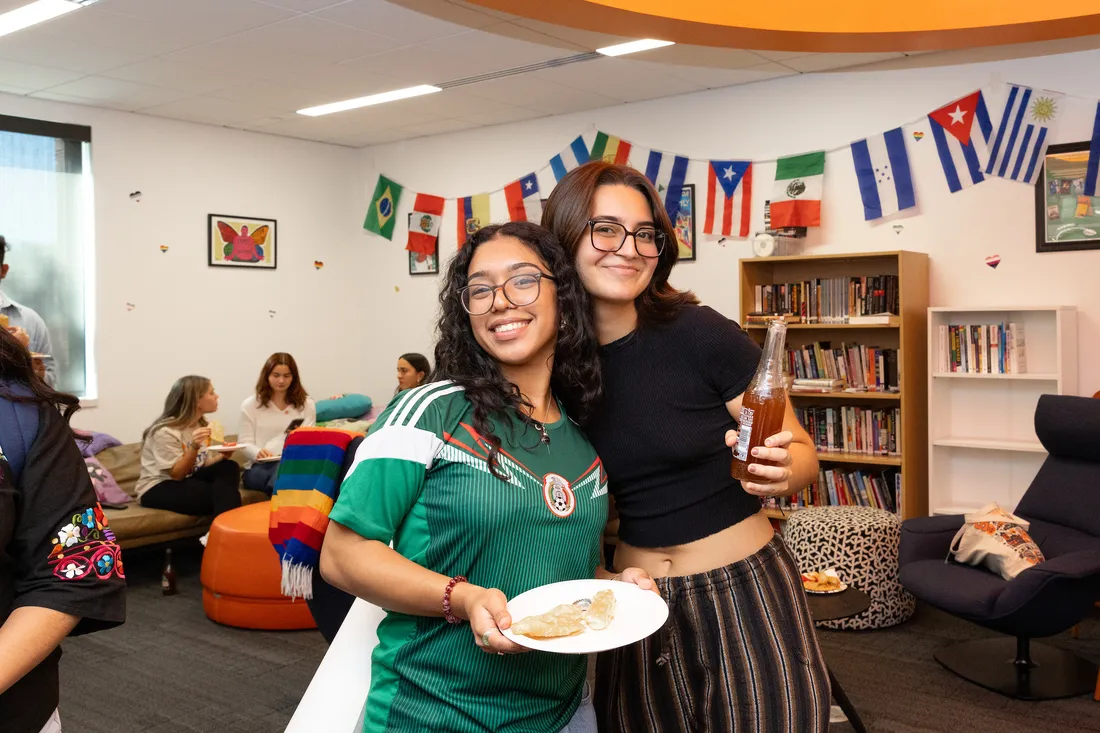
[{"xmin": 806, "ymin": 587, "xmax": 871, "ymax": 733}]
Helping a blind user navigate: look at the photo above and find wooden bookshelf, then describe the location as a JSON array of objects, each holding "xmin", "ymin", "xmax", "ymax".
[{"xmin": 740, "ymin": 250, "xmax": 929, "ymax": 520}]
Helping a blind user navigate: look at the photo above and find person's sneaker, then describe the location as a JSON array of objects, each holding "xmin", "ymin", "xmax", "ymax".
[{"xmin": 198, "ymin": 532, "xmax": 209, "ymax": 547}]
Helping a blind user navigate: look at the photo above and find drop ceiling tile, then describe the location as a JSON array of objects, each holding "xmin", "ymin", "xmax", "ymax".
[
  {"xmin": 29, "ymin": 91, "xmax": 101, "ymax": 108},
  {"xmin": 211, "ymin": 80, "xmax": 338, "ymax": 113},
  {"xmin": 0, "ymin": 84, "xmax": 32, "ymax": 96},
  {"xmin": 0, "ymin": 32, "xmax": 145, "ymax": 74},
  {"xmin": 32, "ymin": 7, "xmax": 221, "ymax": 57},
  {"xmin": 532, "ymin": 57, "xmax": 705, "ymax": 103},
  {"xmin": 102, "ymin": 58, "xmax": 265, "ymax": 96},
  {"xmin": 657, "ymin": 61, "xmax": 795, "ymax": 89},
  {"xmin": 780, "ymin": 52, "xmax": 906, "ymax": 72},
  {"xmin": 317, "ymin": 0, "xmax": 483, "ymax": 43},
  {"xmin": 648, "ymin": 46, "xmax": 774, "ymax": 70},
  {"xmin": 487, "ymin": 22, "xmax": 588, "ymax": 53},
  {"xmin": 752, "ymin": 49, "xmax": 817, "ymax": 62},
  {"xmin": 44, "ymin": 77, "xmax": 192, "ymax": 111},
  {"xmin": 465, "ymin": 75, "xmax": 618, "ymax": 114},
  {"xmin": 507, "ymin": 18, "xmax": 630, "ymax": 50},
  {"xmin": 99, "ymin": 0, "xmax": 297, "ymax": 36},
  {"xmin": 277, "ymin": 62, "xmax": 423, "ymax": 100},
  {"xmin": 0, "ymin": 59, "xmax": 85, "ymax": 92},
  {"xmin": 256, "ymin": 0, "xmax": 348, "ymax": 10},
  {"xmin": 402, "ymin": 118, "xmax": 482, "ymax": 137},
  {"xmin": 365, "ymin": 0, "xmax": 511, "ymax": 28},
  {"xmin": 339, "ymin": 32, "xmax": 491, "ymax": 81},
  {"xmin": 0, "ymin": 0, "xmax": 28, "ymax": 11},
  {"xmin": 446, "ymin": 0, "xmax": 517, "ymax": 21},
  {"xmin": 140, "ymin": 96, "xmax": 286, "ymax": 126},
  {"xmin": 456, "ymin": 104, "xmax": 546, "ymax": 126}
]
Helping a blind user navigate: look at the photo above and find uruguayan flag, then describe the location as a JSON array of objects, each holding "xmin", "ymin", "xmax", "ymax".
[
  {"xmin": 850, "ymin": 128, "xmax": 916, "ymax": 221},
  {"xmin": 643, "ymin": 150, "xmax": 689, "ymax": 222},
  {"xmin": 985, "ymin": 85, "xmax": 1064, "ymax": 185},
  {"xmin": 550, "ymin": 135, "xmax": 590, "ymax": 182}
]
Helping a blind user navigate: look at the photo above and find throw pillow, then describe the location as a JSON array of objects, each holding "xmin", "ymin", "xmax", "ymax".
[
  {"xmin": 85, "ymin": 457, "xmax": 132, "ymax": 505},
  {"xmin": 949, "ymin": 503, "xmax": 1045, "ymax": 580},
  {"xmin": 316, "ymin": 393, "xmax": 373, "ymax": 422}
]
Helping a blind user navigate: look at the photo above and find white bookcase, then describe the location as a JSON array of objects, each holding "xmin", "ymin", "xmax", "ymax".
[{"xmin": 927, "ymin": 306, "xmax": 1078, "ymax": 516}]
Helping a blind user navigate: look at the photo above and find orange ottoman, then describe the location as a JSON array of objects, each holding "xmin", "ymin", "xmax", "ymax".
[{"xmin": 200, "ymin": 501, "xmax": 317, "ymax": 630}]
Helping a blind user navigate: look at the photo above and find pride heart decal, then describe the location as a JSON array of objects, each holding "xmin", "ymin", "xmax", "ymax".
[
  {"xmin": 159, "ymin": 245, "xmax": 169, "ymax": 253},
  {"xmin": 125, "ymin": 302, "xmax": 136, "ymax": 311},
  {"xmin": 314, "ymin": 260, "xmax": 324, "ymax": 270},
  {"xmin": 985, "ymin": 254, "xmax": 1001, "ymax": 269},
  {"xmin": 912, "ymin": 131, "xmax": 925, "ymax": 141}
]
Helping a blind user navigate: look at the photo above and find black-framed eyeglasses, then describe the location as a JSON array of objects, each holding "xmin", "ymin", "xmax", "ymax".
[
  {"xmin": 587, "ymin": 220, "xmax": 666, "ymax": 258},
  {"xmin": 459, "ymin": 272, "xmax": 557, "ymax": 315}
]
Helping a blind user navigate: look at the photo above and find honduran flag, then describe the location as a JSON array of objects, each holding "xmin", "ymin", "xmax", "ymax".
[
  {"xmin": 928, "ymin": 90, "xmax": 993, "ymax": 193},
  {"xmin": 589, "ymin": 131, "xmax": 632, "ymax": 165},
  {"xmin": 550, "ymin": 135, "xmax": 590, "ymax": 182},
  {"xmin": 985, "ymin": 84, "xmax": 1064, "ymax": 185},
  {"xmin": 504, "ymin": 173, "xmax": 542, "ymax": 223},
  {"xmin": 644, "ymin": 150, "xmax": 689, "ymax": 222},
  {"xmin": 1085, "ymin": 101, "xmax": 1100, "ymax": 197},
  {"xmin": 704, "ymin": 161, "xmax": 752, "ymax": 237},
  {"xmin": 850, "ymin": 128, "xmax": 916, "ymax": 221},
  {"xmin": 406, "ymin": 193, "xmax": 445, "ymax": 255},
  {"xmin": 456, "ymin": 193, "xmax": 490, "ymax": 249}
]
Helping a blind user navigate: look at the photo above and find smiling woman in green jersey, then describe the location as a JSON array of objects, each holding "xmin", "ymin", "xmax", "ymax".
[{"xmin": 320, "ymin": 221, "xmax": 656, "ymax": 733}]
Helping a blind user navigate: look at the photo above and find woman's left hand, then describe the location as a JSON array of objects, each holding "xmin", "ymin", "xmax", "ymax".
[
  {"xmin": 610, "ymin": 566, "xmax": 660, "ymax": 595},
  {"xmin": 724, "ymin": 429, "xmax": 794, "ymax": 497}
]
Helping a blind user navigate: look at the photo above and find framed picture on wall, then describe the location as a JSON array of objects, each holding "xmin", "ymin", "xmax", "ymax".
[
  {"xmin": 1035, "ymin": 141, "xmax": 1100, "ymax": 253},
  {"xmin": 674, "ymin": 184, "xmax": 697, "ymax": 262},
  {"xmin": 409, "ymin": 251, "xmax": 438, "ymax": 276},
  {"xmin": 208, "ymin": 214, "xmax": 277, "ymax": 269}
]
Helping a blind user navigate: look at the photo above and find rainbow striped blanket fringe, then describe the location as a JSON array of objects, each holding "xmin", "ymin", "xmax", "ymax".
[{"xmin": 269, "ymin": 428, "xmax": 359, "ymax": 600}]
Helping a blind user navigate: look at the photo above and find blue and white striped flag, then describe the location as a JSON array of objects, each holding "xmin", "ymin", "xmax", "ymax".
[
  {"xmin": 985, "ymin": 85, "xmax": 1064, "ymax": 185},
  {"xmin": 851, "ymin": 128, "xmax": 916, "ymax": 221},
  {"xmin": 550, "ymin": 135, "xmax": 590, "ymax": 182},
  {"xmin": 1085, "ymin": 101, "xmax": 1100, "ymax": 197},
  {"xmin": 928, "ymin": 90, "xmax": 993, "ymax": 193},
  {"xmin": 643, "ymin": 150, "xmax": 689, "ymax": 222}
]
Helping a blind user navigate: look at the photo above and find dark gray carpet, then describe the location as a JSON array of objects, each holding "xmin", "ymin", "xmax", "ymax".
[{"xmin": 58, "ymin": 542, "xmax": 1100, "ymax": 732}]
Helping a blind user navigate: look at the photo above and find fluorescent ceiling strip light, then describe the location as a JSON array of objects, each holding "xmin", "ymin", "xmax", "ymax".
[
  {"xmin": 0, "ymin": 0, "xmax": 92, "ymax": 39},
  {"xmin": 596, "ymin": 39, "xmax": 675, "ymax": 57},
  {"xmin": 297, "ymin": 85, "xmax": 442, "ymax": 117}
]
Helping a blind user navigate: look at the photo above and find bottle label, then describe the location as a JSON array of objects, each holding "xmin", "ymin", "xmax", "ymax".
[
  {"xmin": 161, "ymin": 576, "xmax": 170, "ymax": 589},
  {"xmin": 734, "ymin": 406, "xmax": 754, "ymax": 461}
]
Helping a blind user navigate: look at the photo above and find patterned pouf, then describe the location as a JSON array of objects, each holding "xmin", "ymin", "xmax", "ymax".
[{"xmin": 784, "ymin": 506, "xmax": 915, "ymax": 630}]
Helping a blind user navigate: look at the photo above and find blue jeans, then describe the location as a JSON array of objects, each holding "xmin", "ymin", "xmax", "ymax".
[
  {"xmin": 559, "ymin": 683, "xmax": 596, "ymax": 733},
  {"xmin": 242, "ymin": 460, "xmax": 279, "ymax": 495}
]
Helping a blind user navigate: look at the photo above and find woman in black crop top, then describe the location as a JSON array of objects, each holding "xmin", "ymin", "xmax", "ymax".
[{"xmin": 544, "ymin": 162, "xmax": 829, "ymax": 732}]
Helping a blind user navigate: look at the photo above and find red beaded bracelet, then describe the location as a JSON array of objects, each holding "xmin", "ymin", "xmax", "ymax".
[{"xmin": 442, "ymin": 575, "xmax": 467, "ymax": 624}]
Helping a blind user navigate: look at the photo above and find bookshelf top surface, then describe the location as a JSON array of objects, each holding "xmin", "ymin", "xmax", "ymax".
[
  {"xmin": 928, "ymin": 305, "xmax": 1076, "ymax": 313},
  {"xmin": 739, "ymin": 250, "xmax": 922, "ymax": 264}
]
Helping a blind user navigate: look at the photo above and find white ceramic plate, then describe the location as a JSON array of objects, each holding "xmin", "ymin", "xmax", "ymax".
[
  {"xmin": 255, "ymin": 455, "xmax": 281, "ymax": 463},
  {"xmin": 500, "ymin": 579, "xmax": 668, "ymax": 655},
  {"xmin": 206, "ymin": 444, "xmax": 242, "ymax": 453},
  {"xmin": 802, "ymin": 568, "xmax": 848, "ymax": 595}
]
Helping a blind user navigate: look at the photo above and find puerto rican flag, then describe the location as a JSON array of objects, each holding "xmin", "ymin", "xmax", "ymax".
[
  {"xmin": 928, "ymin": 90, "xmax": 993, "ymax": 193},
  {"xmin": 704, "ymin": 161, "xmax": 752, "ymax": 237},
  {"xmin": 550, "ymin": 135, "xmax": 590, "ymax": 182},
  {"xmin": 643, "ymin": 150, "xmax": 689, "ymax": 222},
  {"xmin": 985, "ymin": 84, "xmax": 1064, "ymax": 185},
  {"xmin": 504, "ymin": 173, "xmax": 542, "ymax": 223}
]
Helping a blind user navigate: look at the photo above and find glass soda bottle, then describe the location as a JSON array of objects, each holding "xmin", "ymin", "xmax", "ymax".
[
  {"xmin": 730, "ymin": 320, "xmax": 789, "ymax": 482},
  {"xmin": 162, "ymin": 547, "xmax": 178, "ymax": 596}
]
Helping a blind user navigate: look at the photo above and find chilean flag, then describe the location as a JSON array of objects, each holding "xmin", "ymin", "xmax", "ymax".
[
  {"xmin": 928, "ymin": 90, "xmax": 993, "ymax": 193},
  {"xmin": 704, "ymin": 161, "xmax": 752, "ymax": 238},
  {"xmin": 504, "ymin": 173, "xmax": 542, "ymax": 223}
]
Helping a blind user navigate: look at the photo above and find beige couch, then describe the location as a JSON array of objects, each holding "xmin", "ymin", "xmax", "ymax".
[{"xmin": 97, "ymin": 438, "xmax": 267, "ymax": 549}]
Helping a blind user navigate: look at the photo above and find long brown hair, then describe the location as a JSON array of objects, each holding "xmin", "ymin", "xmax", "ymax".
[
  {"xmin": 0, "ymin": 326, "xmax": 80, "ymax": 422},
  {"xmin": 143, "ymin": 375, "xmax": 211, "ymax": 442},
  {"xmin": 542, "ymin": 161, "xmax": 698, "ymax": 326},
  {"xmin": 256, "ymin": 352, "xmax": 308, "ymax": 409}
]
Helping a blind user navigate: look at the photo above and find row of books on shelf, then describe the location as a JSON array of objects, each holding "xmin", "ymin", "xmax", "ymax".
[
  {"xmin": 763, "ymin": 467, "xmax": 901, "ymax": 514},
  {"xmin": 795, "ymin": 405, "xmax": 901, "ymax": 456},
  {"xmin": 750, "ymin": 275, "xmax": 900, "ymax": 324},
  {"xmin": 785, "ymin": 342, "xmax": 898, "ymax": 391},
  {"xmin": 937, "ymin": 322, "xmax": 1027, "ymax": 374}
]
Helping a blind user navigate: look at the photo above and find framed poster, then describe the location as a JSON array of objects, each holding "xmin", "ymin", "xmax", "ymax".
[
  {"xmin": 407, "ymin": 212, "xmax": 439, "ymax": 275},
  {"xmin": 674, "ymin": 184, "xmax": 696, "ymax": 262},
  {"xmin": 408, "ymin": 251, "xmax": 438, "ymax": 276},
  {"xmin": 209, "ymin": 214, "xmax": 276, "ymax": 269},
  {"xmin": 1035, "ymin": 141, "xmax": 1100, "ymax": 253}
]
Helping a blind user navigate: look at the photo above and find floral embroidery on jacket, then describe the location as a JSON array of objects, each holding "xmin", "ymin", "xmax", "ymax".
[{"xmin": 48, "ymin": 502, "xmax": 125, "ymax": 581}]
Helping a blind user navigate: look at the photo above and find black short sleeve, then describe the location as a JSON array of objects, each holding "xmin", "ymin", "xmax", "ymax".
[
  {"xmin": 691, "ymin": 305, "xmax": 763, "ymax": 402},
  {"xmin": 11, "ymin": 404, "xmax": 126, "ymax": 634}
]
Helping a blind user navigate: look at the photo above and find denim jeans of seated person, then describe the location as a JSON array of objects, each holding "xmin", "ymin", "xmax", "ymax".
[{"xmin": 558, "ymin": 682, "xmax": 597, "ymax": 733}]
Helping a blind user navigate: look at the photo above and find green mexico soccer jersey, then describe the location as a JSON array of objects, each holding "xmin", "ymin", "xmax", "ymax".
[{"xmin": 328, "ymin": 381, "xmax": 609, "ymax": 733}]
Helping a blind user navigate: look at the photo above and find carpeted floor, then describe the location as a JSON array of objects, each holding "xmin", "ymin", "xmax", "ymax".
[{"xmin": 58, "ymin": 541, "xmax": 1100, "ymax": 732}]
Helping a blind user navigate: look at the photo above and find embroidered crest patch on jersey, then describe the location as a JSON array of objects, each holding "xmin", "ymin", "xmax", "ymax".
[{"xmin": 542, "ymin": 473, "xmax": 576, "ymax": 518}]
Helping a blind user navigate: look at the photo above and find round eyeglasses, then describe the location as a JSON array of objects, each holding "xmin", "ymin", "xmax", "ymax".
[
  {"xmin": 587, "ymin": 220, "xmax": 666, "ymax": 258},
  {"xmin": 459, "ymin": 272, "xmax": 557, "ymax": 316}
]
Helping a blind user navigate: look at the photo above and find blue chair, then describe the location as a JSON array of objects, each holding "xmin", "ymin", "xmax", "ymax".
[{"xmin": 899, "ymin": 394, "xmax": 1100, "ymax": 699}]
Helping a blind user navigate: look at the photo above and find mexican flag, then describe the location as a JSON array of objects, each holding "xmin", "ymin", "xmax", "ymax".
[
  {"xmin": 364, "ymin": 175, "xmax": 403, "ymax": 240},
  {"xmin": 771, "ymin": 152, "xmax": 824, "ymax": 228}
]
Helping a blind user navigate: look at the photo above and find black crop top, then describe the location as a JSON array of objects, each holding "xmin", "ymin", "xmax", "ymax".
[{"xmin": 584, "ymin": 304, "xmax": 764, "ymax": 548}]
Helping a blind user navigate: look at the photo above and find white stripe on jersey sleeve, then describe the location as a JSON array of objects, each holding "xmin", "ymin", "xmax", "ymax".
[
  {"xmin": 388, "ymin": 381, "xmax": 458, "ymax": 428},
  {"xmin": 346, "ymin": 424, "xmax": 444, "ymax": 478},
  {"xmin": 406, "ymin": 384, "xmax": 465, "ymax": 427}
]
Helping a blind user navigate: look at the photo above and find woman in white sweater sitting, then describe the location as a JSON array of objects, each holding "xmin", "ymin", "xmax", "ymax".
[{"xmin": 239, "ymin": 353, "xmax": 316, "ymax": 494}]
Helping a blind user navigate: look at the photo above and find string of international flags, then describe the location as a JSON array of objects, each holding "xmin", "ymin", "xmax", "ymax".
[{"xmin": 362, "ymin": 82, "xmax": 1100, "ymax": 261}]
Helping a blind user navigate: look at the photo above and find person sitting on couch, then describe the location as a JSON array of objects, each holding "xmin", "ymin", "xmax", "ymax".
[
  {"xmin": 136, "ymin": 376, "xmax": 241, "ymax": 519},
  {"xmin": 239, "ymin": 352, "xmax": 316, "ymax": 495}
]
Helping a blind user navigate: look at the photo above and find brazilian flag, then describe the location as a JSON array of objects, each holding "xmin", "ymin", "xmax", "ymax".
[{"xmin": 364, "ymin": 175, "xmax": 404, "ymax": 240}]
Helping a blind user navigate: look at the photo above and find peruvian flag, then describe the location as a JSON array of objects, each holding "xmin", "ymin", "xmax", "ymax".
[
  {"xmin": 504, "ymin": 173, "xmax": 542, "ymax": 222},
  {"xmin": 406, "ymin": 193, "xmax": 444, "ymax": 255},
  {"xmin": 704, "ymin": 161, "xmax": 752, "ymax": 238}
]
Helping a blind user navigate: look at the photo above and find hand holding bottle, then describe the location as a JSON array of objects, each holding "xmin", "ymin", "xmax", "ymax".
[{"xmin": 725, "ymin": 428, "xmax": 794, "ymax": 496}]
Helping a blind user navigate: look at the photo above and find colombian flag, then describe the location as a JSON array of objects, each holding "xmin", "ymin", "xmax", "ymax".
[{"xmin": 456, "ymin": 194, "xmax": 490, "ymax": 249}]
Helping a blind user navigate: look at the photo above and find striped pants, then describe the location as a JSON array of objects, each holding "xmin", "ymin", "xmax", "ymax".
[{"xmin": 595, "ymin": 535, "xmax": 830, "ymax": 732}]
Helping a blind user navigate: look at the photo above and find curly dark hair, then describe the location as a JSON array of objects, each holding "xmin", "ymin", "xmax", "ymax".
[
  {"xmin": 434, "ymin": 221, "xmax": 602, "ymax": 478},
  {"xmin": 0, "ymin": 326, "xmax": 80, "ymax": 422}
]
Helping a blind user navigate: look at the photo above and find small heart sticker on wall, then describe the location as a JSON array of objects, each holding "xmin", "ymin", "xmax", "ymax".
[
  {"xmin": 912, "ymin": 131, "xmax": 925, "ymax": 141},
  {"xmin": 314, "ymin": 260, "xmax": 324, "ymax": 270},
  {"xmin": 159, "ymin": 245, "xmax": 169, "ymax": 253},
  {"xmin": 125, "ymin": 302, "xmax": 136, "ymax": 311},
  {"xmin": 985, "ymin": 254, "xmax": 1001, "ymax": 269},
  {"xmin": 268, "ymin": 310, "xmax": 276, "ymax": 318},
  {"xmin": 129, "ymin": 191, "xmax": 142, "ymax": 202}
]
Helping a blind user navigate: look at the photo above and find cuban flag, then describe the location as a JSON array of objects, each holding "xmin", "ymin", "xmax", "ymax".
[
  {"xmin": 643, "ymin": 150, "xmax": 689, "ymax": 222},
  {"xmin": 985, "ymin": 84, "xmax": 1064, "ymax": 185},
  {"xmin": 928, "ymin": 90, "xmax": 993, "ymax": 193},
  {"xmin": 1085, "ymin": 101, "xmax": 1100, "ymax": 197},
  {"xmin": 850, "ymin": 128, "xmax": 916, "ymax": 221},
  {"xmin": 504, "ymin": 173, "xmax": 541, "ymax": 223},
  {"xmin": 704, "ymin": 161, "xmax": 752, "ymax": 237},
  {"xmin": 550, "ymin": 135, "xmax": 590, "ymax": 182}
]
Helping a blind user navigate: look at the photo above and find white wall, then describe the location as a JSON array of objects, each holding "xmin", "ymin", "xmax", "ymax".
[
  {"xmin": 357, "ymin": 48, "xmax": 1100, "ymax": 400},
  {"xmin": 0, "ymin": 94, "xmax": 369, "ymax": 442}
]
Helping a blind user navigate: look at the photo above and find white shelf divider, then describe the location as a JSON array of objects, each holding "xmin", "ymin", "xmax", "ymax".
[
  {"xmin": 932, "ymin": 438, "xmax": 1047, "ymax": 453},
  {"xmin": 931, "ymin": 372, "xmax": 1059, "ymax": 381}
]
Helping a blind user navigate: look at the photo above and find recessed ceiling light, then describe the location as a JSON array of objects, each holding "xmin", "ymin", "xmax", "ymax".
[
  {"xmin": 0, "ymin": 0, "xmax": 97, "ymax": 40},
  {"xmin": 297, "ymin": 85, "xmax": 442, "ymax": 117},
  {"xmin": 596, "ymin": 39, "xmax": 675, "ymax": 57}
]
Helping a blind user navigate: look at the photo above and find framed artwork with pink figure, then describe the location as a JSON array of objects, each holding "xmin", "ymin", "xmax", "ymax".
[{"xmin": 209, "ymin": 214, "xmax": 277, "ymax": 269}]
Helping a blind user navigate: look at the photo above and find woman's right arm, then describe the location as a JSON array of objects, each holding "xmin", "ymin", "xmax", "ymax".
[
  {"xmin": 153, "ymin": 427, "xmax": 208, "ymax": 481},
  {"xmin": 238, "ymin": 404, "xmax": 260, "ymax": 462}
]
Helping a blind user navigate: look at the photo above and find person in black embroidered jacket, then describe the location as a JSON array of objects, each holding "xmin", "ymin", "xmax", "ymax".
[{"xmin": 0, "ymin": 327, "xmax": 126, "ymax": 733}]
